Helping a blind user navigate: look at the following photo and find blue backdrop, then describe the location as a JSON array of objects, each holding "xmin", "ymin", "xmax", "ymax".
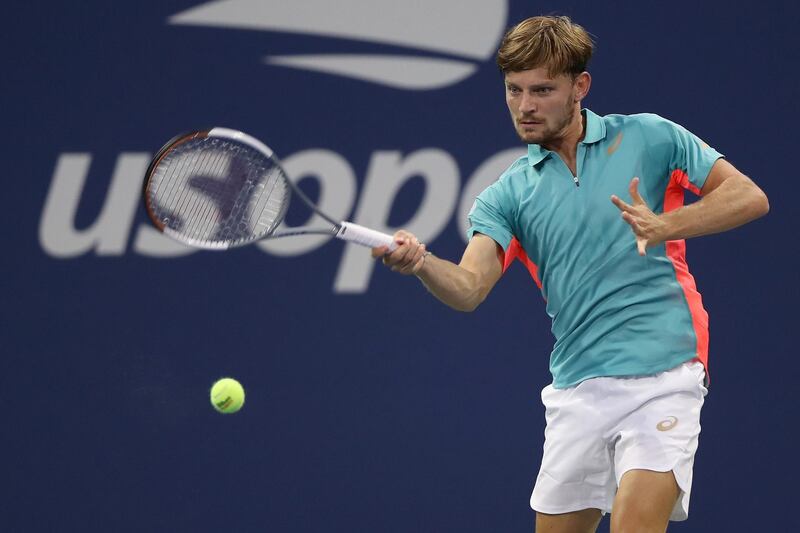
[{"xmin": 3, "ymin": 1, "xmax": 796, "ymax": 531}]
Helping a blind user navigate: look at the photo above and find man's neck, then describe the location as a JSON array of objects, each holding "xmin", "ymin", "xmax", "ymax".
[{"xmin": 543, "ymin": 108, "xmax": 586, "ymax": 171}]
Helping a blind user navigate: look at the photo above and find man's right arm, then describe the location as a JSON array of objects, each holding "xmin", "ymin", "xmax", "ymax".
[{"xmin": 372, "ymin": 231, "xmax": 504, "ymax": 312}]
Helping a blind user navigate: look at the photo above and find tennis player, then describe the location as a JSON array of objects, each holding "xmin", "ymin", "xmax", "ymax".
[{"xmin": 373, "ymin": 15, "xmax": 769, "ymax": 533}]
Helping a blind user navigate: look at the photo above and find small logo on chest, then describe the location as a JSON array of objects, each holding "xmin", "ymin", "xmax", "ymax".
[{"xmin": 607, "ymin": 132, "xmax": 623, "ymax": 155}]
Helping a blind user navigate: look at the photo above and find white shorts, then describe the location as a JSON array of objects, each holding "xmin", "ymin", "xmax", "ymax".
[{"xmin": 530, "ymin": 361, "xmax": 707, "ymax": 521}]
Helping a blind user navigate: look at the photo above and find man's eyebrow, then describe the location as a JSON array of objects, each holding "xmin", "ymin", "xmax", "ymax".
[{"xmin": 505, "ymin": 82, "xmax": 556, "ymax": 89}]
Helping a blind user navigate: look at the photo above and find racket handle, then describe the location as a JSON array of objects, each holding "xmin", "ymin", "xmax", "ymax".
[{"xmin": 336, "ymin": 222, "xmax": 396, "ymax": 250}]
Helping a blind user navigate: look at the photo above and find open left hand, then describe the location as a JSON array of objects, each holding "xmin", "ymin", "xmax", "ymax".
[{"xmin": 610, "ymin": 177, "xmax": 668, "ymax": 256}]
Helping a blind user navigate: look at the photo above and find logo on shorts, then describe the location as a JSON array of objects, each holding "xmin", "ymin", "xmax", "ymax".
[{"xmin": 656, "ymin": 416, "xmax": 679, "ymax": 432}]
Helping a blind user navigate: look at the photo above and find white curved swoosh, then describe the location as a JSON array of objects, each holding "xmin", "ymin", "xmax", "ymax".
[
  {"xmin": 169, "ymin": 0, "xmax": 508, "ymax": 60},
  {"xmin": 264, "ymin": 54, "xmax": 477, "ymax": 90}
]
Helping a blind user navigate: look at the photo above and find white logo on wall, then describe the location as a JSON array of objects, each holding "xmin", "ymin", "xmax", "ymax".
[
  {"xmin": 168, "ymin": 0, "xmax": 508, "ymax": 90},
  {"xmin": 39, "ymin": 2, "xmax": 524, "ymax": 293}
]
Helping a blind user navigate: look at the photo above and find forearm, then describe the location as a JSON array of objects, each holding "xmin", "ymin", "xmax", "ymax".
[
  {"xmin": 415, "ymin": 254, "xmax": 489, "ymax": 312},
  {"xmin": 660, "ymin": 175, "xmax": 769, "ymax": 241}
]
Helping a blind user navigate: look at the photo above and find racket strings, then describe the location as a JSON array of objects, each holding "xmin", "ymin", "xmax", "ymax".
[
  {"xmin": 173, "ymin": 145, "xmax": 220, "ymax": 239},
  {"xmin": 150, "ymin": 144, "xmax": 192, "ymax": 227},
  {"xmin": 250, "ymin": 163, "xmax": 285, "ymax": 235},
  {"xmin": 178, "ymin": 143, "xmax": 241, "ymax": 242},
  {"xmin": 175, "ymin": 144, "xmax": 223, "ymax": 239},
  {"xmin": 148, "ymin": 137, "xmax": 290, "ymax": 247},
  {"xmin": 157, "ymin": 141, "xmax": 212, "ymax": 231},
  {"xmin": 215, "ymin": 149, "xmax": 286, "ymax": 243},
  {"xmin": 226, "ymin": 153, "xmax": 272, "ymax": 240},
  {"xmin": 190, "ymin": 146, "xmax": 232, "ymax": 241},
  {"xmin": 152, "ymin": 140, "xmax": 229, "ymax": 242}
]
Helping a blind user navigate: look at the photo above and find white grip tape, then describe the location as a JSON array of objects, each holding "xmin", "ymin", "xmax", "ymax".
[{"xmin": 336, "ymin": 222, "xmax": 396, "ymax": 250}]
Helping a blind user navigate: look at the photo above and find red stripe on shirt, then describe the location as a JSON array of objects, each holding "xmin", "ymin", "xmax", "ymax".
[
  {"xmin": 664, "ymin": 169, "xmax": 709, "ymax": 373},
  {"xmin": 503, "ymin": 237, "xmax": 543, "ymax": 290}
]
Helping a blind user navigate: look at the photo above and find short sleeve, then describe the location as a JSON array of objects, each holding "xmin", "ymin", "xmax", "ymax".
[
  {"xmin": 466, "ymin": 182, "xmax": 514, "ymax": 251},
  {"xmin": 662, "ymin": 118, "xmax": 724, "ymax": 192}
]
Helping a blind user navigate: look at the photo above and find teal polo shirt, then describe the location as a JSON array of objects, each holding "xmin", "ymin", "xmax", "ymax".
[{"xmin": 467, "ymin": 109, "xmax": 723, "ymax": 388}]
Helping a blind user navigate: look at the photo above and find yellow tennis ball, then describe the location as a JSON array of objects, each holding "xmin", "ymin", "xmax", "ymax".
[{"xmin": 210, "ymin": 378, "xmax": 245, "ymax": 414}]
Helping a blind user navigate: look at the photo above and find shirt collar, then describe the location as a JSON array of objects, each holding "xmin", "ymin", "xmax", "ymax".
[{"xmin": 527, "ymin": 108, "xmax": 607, "ymax": 166}]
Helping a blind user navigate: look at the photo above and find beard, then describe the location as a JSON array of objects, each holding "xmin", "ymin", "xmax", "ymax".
[{"xmin": 514, "ymin": 98, "xmax": 576, "ymax": 146}]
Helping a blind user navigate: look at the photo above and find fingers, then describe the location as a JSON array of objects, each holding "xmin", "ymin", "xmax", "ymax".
[
  {"xmin": 621, "ymin": 211, "xmax": 639, "ymax": 232},
  {"xmin": 372, "ymin": 229, "xmax": 412, "ymax": 257},
  {"xmin": 611, "ymin": 177, "xmax": 645, "ymax": 212},
  {"xmin": 388, "ymin": 237, "xmax": 419, "ymax": 270},
  {"xmin": 398, "ymin": 244, "xmax": 428, "ymax": 275},
  {"xmin": 610, "ymin": 194, "xmax": 632, "ymax": 213},
  {"xmin": 637, "ymin": 238, "xmax": 647, "ymax": 256},
  {"xmin": 619, "ymin": 203, "xmax": 650, "ymax": 256},
  {"xmin": 614, "ymin": 178, "xmax": 651, "ymax": 231},
  {"xmin": 612, "ymin": 177, "xmax": 654, "ymax": 256},
  {"xmin": 376, "ymin": 230, "xmax": 427, "ymax": 275},
  {"xmin": 371, "ymin": 245, "xmax": 389, "ymax": 258},
  {"xmin": 621, "ymin": 212, "xmax": 649, "ymax": 254},
  {"xmin": 410, "ymin": 246, "xmax": 428, "ymax": 275},
  {"xmin": 628, "ymin": 177, "xmax": 645, "ymax": 205}
]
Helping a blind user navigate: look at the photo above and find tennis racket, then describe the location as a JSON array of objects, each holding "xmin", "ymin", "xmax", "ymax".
[{"xmin": 143, "ymin": 127, "xmax": 396, "ymax": 251}]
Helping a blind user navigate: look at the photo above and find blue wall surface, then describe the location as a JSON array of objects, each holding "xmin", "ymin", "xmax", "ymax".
[{"xmin": 3, "ymin": 1, "xmax": 797, "ymax": 531}]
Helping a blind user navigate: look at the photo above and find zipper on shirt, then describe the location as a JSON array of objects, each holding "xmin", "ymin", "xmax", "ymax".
[
  {"xmin": 573, "ymin": 143, "xmax": 587, "ymax": 188},
  {"xmin": 553, "ymin": 152, "xmax": 581, "ymax": 188}
]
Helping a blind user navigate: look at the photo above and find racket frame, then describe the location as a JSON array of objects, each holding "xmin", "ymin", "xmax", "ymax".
[{"xmin": 143, "ymin": 128, "xmax": 395, "ymax": 251}]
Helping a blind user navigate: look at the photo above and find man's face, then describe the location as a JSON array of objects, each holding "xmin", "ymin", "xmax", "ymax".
[{"xmin": 504, "ymin": 67, "xmax": 580, "ymax": 145}]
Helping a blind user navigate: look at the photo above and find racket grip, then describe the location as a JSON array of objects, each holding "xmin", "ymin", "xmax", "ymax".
[{"xmin": 336, "ymin": 222, "xmax": 396, "ymax": 250}]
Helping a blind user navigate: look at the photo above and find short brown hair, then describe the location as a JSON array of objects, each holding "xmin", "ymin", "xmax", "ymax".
[{"xmin": 496, "ymin": 16, "xmax": 594, "ymax": 77}]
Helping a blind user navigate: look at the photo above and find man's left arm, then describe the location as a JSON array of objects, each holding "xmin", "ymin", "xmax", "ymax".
[{"xmin": 611, "ymin": 159, "xmax": 770, "ymax": 255}]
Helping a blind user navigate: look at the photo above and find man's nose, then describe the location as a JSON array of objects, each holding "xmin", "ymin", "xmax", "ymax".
[{"xmin": 519, "ymin": 92, "xmax": 536, "ymax": 114}]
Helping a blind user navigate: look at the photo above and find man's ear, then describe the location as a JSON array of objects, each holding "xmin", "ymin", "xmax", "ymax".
[{"xmin": 574, "ymin": 71, "xmax": 592, "ymax": 102}]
